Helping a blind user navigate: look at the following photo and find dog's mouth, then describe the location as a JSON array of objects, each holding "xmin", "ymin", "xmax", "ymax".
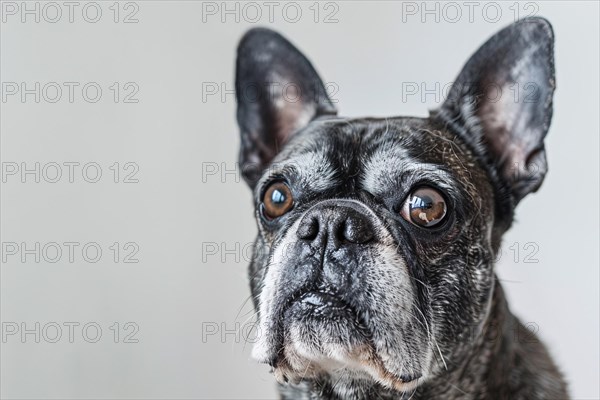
[
  {"xmin": 264, "ymin": 287, "xmax": 423, "ymax": 390},
  {"xmin": 284, "ymin": 289, "xmax": 365, "ymax": 324}
]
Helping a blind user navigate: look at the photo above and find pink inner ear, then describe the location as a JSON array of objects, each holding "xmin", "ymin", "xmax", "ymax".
[
  {"xmin": 269, "ymin": 74, "xmax": 317, "ymax": 146},
  {"xmin": 479, "ymin": 82, "xmax": 547, "ymax": 197},
  {"xmin": 481, "ymin": 83, "xmax": 524, "ymax": 163}
]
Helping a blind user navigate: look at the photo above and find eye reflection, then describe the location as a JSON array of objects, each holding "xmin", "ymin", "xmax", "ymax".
[
  {"xmin": 401, "ymin": 187, "xmax": 447, "ymax": 228},
  {"xmin": 262, "ymin": 182, "xmax": 294, "ymax": 219}
]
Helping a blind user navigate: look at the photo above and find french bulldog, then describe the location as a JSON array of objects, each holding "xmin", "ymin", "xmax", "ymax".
[{"xmin": 234, "ymin": 17, "xmax": 568, "ymax": 399}]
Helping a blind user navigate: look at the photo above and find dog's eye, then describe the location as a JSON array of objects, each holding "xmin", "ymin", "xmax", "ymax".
[
  {"xmin": 262, "ymin": 182, "xmax": 294, "ymax": 219},
  {"xmin": 400, "ymin": 187, "xmax": 447, "ymax": 228}
]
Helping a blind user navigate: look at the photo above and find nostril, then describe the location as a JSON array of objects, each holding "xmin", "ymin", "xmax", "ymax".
[
  {"xmin": 343, "ymin": 215, "xmax": 374, "ymax": 244},
  {"xmin": 297, "ymin": 215, "xmax": 319, "ymax": 240}
]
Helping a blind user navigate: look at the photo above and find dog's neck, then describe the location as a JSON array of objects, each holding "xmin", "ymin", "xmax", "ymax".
[{"xmin": 278, "ymin": 278, "xmax": 561, "ymax": 400}]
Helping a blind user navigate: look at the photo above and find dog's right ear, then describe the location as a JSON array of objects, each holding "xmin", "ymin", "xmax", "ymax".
[{"xmin": 235, "ymin": 28, "xmax": 337, "ymax": 188}]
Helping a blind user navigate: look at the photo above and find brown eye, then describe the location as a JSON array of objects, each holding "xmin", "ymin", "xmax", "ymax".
[
  {"xmin": 262, "ymin": 182, "xmax": 294, "ymax": 219},
  {"xmin": 400, "ymin": 187, "xmax": 447, "ymax": 228}
]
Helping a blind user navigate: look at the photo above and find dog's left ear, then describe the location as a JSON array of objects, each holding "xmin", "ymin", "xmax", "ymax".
[
  {"xmin": 435, "ymin": 17, "xmax": 555, "ymax": 204},
  {"xmin": 235, "ymin": 28, "xmax": 337, "ymax": 188}
]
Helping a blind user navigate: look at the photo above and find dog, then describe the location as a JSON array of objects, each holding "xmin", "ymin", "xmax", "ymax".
[{"xmin": 234, "ymin": 17, "xmax": 568, "ymax": 399}]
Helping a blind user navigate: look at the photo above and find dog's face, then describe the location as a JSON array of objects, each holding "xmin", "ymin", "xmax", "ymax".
[{"xmin": 235, "ymin": 18, "xmax": 555, "ymax": 394}]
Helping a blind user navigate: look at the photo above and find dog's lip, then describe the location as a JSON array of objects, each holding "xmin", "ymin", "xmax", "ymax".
[
  {"xmin": 282, "ymin": 287, "xmax": 368, "ymax": 325},
  {"xmin": 296, "ymin": 291, "xmax": 350, "ymax": 309},
  {"xmin": 279, "ymin": 285, "xmax": 318, "ymax": 317},
  {"xmin": 276, "ymin": 285, "xmax": 371, "ymax": 335},
  {"xmin": 285, "ymin": 290, "xmax": 364, "ymax": 322}
]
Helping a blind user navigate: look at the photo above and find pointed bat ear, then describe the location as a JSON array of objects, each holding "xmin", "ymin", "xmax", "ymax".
[
  {"xmin": 235, "ymin": 28, "xmax": 337, "ymax": 188},
  {"xmin": 435, "ymin": 17, "xmax": 556, "ymax": 205}
]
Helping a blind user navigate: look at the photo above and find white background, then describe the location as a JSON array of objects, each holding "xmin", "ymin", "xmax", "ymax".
[{"xmin": 1, "ymin": 1, "xmax": 598, "ymax": 399}]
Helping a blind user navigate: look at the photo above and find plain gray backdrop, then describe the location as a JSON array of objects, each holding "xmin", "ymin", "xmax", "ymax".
[{"xmin": 1, "ymin": 1, "xmax": 598, "ymax": 399}]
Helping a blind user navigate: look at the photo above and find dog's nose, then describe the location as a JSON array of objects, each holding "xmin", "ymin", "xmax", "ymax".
[{"xmin": 296, "ymin": 201, "xmax": 374, "ymax": 247}]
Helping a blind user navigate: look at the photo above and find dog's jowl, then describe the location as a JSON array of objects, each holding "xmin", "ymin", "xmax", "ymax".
[{"xmin": 234, "ymin": 17, "xmax": 568, "ymax": 399}]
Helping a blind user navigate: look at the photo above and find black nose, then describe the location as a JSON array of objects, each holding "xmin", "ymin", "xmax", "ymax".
[{"xmin": 296, "ymin": 201, "xmax": 374, "ymax": 247}]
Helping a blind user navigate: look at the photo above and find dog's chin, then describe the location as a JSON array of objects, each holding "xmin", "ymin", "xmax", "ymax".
[{"xmin": 255, "ymin": 292, "xmax": 423, "ymax": 392}]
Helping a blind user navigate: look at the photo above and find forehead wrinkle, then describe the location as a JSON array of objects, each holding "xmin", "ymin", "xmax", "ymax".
[
  {"xmin": 361, "ymin": 142, "xmax": 459, "ymax": 197},
  {"xmin": 361, "ymin": 144, "xmax": 414, "ymax": 193},
  {"xmin": 290, "ymin": 151, "xmax": 338, "ymax": 191},
  {"xmin": 255, "ymin": 149, "xmax": 337, "ymax": 201}
]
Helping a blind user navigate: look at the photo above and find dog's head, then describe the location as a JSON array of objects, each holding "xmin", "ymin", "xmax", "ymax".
[{"xmin": 235, "ymin": 18, "xmax": 555, "ymax": 393}]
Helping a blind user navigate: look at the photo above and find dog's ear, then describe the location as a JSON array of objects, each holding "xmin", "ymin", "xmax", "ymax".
[
  {"xmin": 235, "ymin": 28, "xmax": 337, "ymax": 188},
  {"xmin": 435, "ymin": 17, "xmax": 555, "ymax": 204}
]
